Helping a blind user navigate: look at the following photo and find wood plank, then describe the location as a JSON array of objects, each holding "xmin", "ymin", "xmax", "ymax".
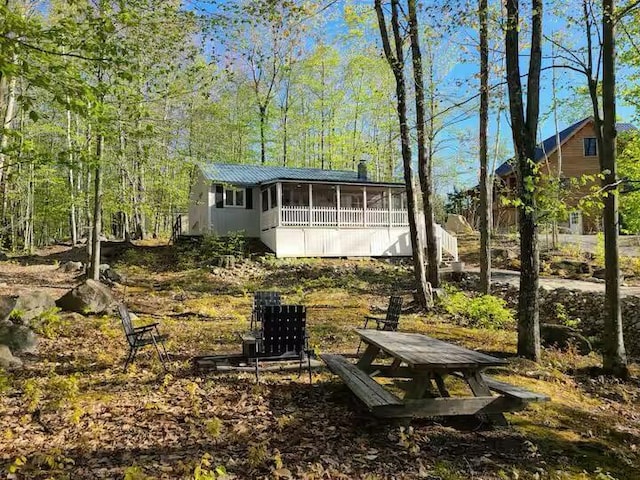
[
  {"xmin": 354, "ymin": 330, "xmax": 508, "ymax": 369},
  {"xmin": 464, "ymin": 370, "xmax": 508, "ymax": 426},
  {"xmin": 451, "ymin": 372, "xmax": 550, "ymax": 402},
  {"xmin": 482, "ymin": 375, "xmax": 550, "ymax": 402},
  {"xmin": 321, "ymin": 354, "xmax": 402, "ymax": 409},
  {"xmin": 374, "ymin": 396, "xmax": 526, "ymax": 418},
  {"xmin": 356, "ymin": 343, "xmax": 381, "ymax": 369}
]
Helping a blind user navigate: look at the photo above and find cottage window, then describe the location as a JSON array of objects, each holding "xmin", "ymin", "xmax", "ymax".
[
  {"xmin": 340, "ymin": 185, "xmax": 364, "ymax": 209},
  {"xmin": 391, "ymin": 190, "xmax": 407, "ymax": 210},
  {"xmin": 366, "ymin": 187, "xmax": 389, "ymax": 209},
  {"xmin": 282, "ymin": 183, "xmax": 309, "ymax": 206},
  {"xmin": 312, "ymin": 184, "xmax": 337, "ymax": 207},
  {"xmin": 584, "ymin": 137, "xmax": 597, "ymax": 156},
  {"xmin": 224, "ymin": 188, "xmax": 245, "ymax": 207},
  {"xmin": 270, "ymin": 185, "xmax": 278, "ymax": 209},
  {"xmin": 262, "ymin": 189, "xmax": 269, "ymax": 212}
]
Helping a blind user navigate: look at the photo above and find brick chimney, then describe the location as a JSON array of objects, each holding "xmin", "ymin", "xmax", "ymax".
[{"xmin": 357, "ymin": 159, "xmax": 368, "ymax": 181}]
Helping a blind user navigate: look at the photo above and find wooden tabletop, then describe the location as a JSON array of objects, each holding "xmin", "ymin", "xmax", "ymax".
[{"xmin": 355, "ymin": 329, "xmax": 508, "ymax": 369}]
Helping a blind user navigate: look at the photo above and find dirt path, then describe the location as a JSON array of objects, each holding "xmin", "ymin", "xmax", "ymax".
[
  {"xmin": 555, "ymin": 234, "xmax": 640, "ymax": 257},
  {"xmin": 464, "ymin": 267, "xmax": 640, "ymax": 296}
]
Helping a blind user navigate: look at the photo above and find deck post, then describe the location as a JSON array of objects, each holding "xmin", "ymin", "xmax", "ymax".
[
  {"xmin": 388, "ymin": 188, "xmax": 392, "ymax": 227},
  {"xmin": 308, "ymin": 184, "xmax": 313, "ymax": 226},
  {"xmin": 336, "ymin": 185, "xmax": 341, "ymax": 227},
  {"xmin": 277, "ymin": 182, "xmax": 282, "ymax": 227},
  {"xmin": 363, "ymin": 186, "xmax": 367, "ymax": 227}
]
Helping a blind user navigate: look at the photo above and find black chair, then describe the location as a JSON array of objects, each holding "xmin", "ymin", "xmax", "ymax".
[
  {"xmin": 118, "ymin": 304, "xmax": 169, "ymax": 372},
  {"xmin": 250, "ymin": 291, "xmax": 282, "ymax": 330},
  {"xmin": 252, "ymin": 305, "xmax": 313, "ymax": 383},
  {"xmin": 357, "ymin": 296, "xmax": 403, "ymax": 354}
]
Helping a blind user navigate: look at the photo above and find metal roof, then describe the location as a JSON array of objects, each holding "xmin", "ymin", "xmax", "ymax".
[
  {"xmin": 495, "ymin": 117, "xmax": 637, "ymax": 177},
  {"xmin": 200, "ymin": 162, "xmax": 404, "ymax": 186}
]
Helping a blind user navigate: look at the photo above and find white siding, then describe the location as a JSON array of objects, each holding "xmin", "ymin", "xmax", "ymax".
[
  {"xmin": 188, "ymin": 173, "xmax": 210, "ymax": 235},
  {"xmin": 210, "ymin": 187, "xmax": 260, "ymax": 237},
  {"xmin": 263, "ymin": 227, "xmax": 414, "ymax": 258}
]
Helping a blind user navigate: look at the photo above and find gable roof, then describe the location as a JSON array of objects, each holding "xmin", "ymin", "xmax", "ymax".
[
  {"xmin": 200, "ymin": 163, "xmax": 404, "ymax": 186},
  {"xmin": 495, "ymin": 117, "xmax": 637, "ymax": 177}
]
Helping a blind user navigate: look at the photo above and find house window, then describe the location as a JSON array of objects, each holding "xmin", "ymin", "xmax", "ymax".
[
  {"xmin": 584, "ymin": 137, "xmax": 597, "ymax": 156},
  {"xmin": 340, "ymin": 185, "xmax": 364, "ymax": 209},
  {"xmin": 261, "ymin": 189, "xmax": 269, "ymax": 212},
  {"xmin": 391, "ymin": 190, "xmax": 407, "ymax": 210},
  {"xmin": 366, "ymin": 187, "xmax": 389, "ymax": 209},
  {"xmin": 312, "ymin": 184, "xmax": 337, "ymax": 207},
  {"xmin": 224, "ymin": 188, "xmax": 245, "ymax": 207},
  {"xmin": 282, "ymin": 183, "xmax": 309, "ymax": 206},
  {"xmin": 270, "ymin": 185, "xmax": 278, "ymax": 209}
]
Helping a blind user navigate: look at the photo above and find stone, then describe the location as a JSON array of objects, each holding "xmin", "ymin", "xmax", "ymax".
[
  {"xmin": 216, "ymin": 255, "xmax": 236, "ymax": 269},
  {"xmin": 100, "ymin": 265, "xmax": 123, "ymax": 284},
  {"xmin": 550, "ymin": 260, "xmax": 592, "ymax": 275},
  {"xmin": 492, "ymin": 248, "xmax": 518, "ymax": 260},
  {"xmin": 593, "ymin": 268, "xmax": 606, "ymax": 280},
  {"xmin": 0, "ymin": 323, "xmax": 38, "ymax": 354},
  {"xmin": 444, "ymin": 214, "xmax": 474, "ymax": 235},
  {"xmin": 0, "ymin": 345, "xmax": 22, "ymax": 369},
  {"xmin": 56, "ymin": 279, "xmax": 115, "ymax": 315},
  {"xmin": 540, "ymin": 323, "xmax": 592, "ymax": 355},
  {"xmin": 0, "ymin": 251, "xmax": 8, "ymax": 261},
  {"xmin": 60, "ymin": 261, "xmax": 84, "ymax": 273},
  {"xmin": 0, "ymin": 291, "xmax": 56, "ymax": 324}
]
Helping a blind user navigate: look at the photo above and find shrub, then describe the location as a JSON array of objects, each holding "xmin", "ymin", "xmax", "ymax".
[
  {"xmin": 441, "ymin": 288, "xmax": 514, "ymax": 329},
  {"xmin": 201, "ymin": 231, "xmax": 246, "ymax": 260},
  {"xmin": 31, "ymin": 307, "xmax": 69, "ymax": 339}
]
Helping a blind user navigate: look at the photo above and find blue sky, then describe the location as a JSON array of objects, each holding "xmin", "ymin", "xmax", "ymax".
[{"xmin": 189, "ymin": 0, "xmax": 638, "ymax": 191}]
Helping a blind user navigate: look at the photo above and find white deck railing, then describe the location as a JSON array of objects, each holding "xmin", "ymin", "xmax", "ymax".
[
  {"xmin": 266, "ymin": 205, "xmax": 458, "ymax": 263},
  {"xmin": 279, "ymin": 206, "xmax": 410, "ymax": 227},
  {"xmin": 435, "ymin": 224, "xmax": 459, "ymax": 261}
]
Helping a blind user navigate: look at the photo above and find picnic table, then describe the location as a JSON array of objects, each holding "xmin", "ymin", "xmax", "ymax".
[{"xmin": 321, "ymin": 329, "xmax": 549, "ymax": 423}]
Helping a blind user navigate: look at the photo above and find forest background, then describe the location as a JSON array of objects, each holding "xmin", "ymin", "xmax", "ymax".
[{"xmin": 1, "ymin": 0, "xmax": 639, "ymax": 251}]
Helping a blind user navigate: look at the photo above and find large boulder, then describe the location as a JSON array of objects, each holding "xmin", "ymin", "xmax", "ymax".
[
  {"xmin": 0, "ymin": 323, "xmax": 38, "ymax": 354},
  {"xmin": 540, "ymin": 323, "xmax": 592, "ymax": 355},
  {"xmin": 56, "ymin": 279, "xmax": 115, "ymax": 315},
  {"xmin": 0, "ymin": 345, "xmax": 22, "ymax": 369},
  {"xmin": 60, "ymin": 261, "xmax": 84, "ymax": 273},
  {"xmin": 0, "ymin": 291, "xmax": 56, "ymax": 324},
  {"xmin": 444, "ymin": 214, "xmax": 474, "ymax": 235},
  {"xmin": 99, "ymin": 264, "xmax": 123, "ymax": 284}
]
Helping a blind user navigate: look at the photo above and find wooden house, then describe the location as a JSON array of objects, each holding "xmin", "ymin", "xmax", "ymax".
[
  {"xmin": 186, "ymin": 161, "xmax": 458, "ymax": 261},
  {"xmin": 494, "ymin": 117, "xmax": 636, "ymax": 233}
]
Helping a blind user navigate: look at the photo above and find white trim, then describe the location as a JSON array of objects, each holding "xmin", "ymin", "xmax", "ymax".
[{"xmin": 224, "ymin": 187, "xmax": 245, "ymax": 208}]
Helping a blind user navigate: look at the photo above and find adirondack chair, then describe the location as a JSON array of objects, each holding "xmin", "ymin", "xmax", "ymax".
[
  {"xmin": 252, "ymin": 304, "xmax": 313, "ymax": 383},
  {"xmin": 118, "ymin": 303, "xmax": 169, "ymax": 372},
  {"xmin": 250, "ymin": 291, "xmax": 282, "ymax": 330},
  {"xmin": 357, "ymin": 296, "xmax": 403, "ymax": 354}
]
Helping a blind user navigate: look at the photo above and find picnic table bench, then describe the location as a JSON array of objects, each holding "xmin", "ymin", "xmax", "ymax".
[{"xmin": 321, "ymin": 329, "xmax": 549, "ymax": 423}]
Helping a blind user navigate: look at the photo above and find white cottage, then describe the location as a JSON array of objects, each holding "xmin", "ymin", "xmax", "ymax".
[{"xmin": 187, "ymin": 161, "xmax": 458, "ymax": 261}]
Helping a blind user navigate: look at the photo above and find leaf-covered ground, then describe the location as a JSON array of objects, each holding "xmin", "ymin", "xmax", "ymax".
[{"xmin": 1, "ymin": 243, "xmax": 639, "ymax": 479}]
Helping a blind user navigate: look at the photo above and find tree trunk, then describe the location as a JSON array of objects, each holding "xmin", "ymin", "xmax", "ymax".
[
  {"xmin": 66, "ymin": 102, "xmax": 78, "ymax": 245},
  {"xmin": 375, "ymin": 0, "xmax": 430, "ymax": 309},
  {"xmin": 478, "ymin": 0, "xmax": 491, "ymax": 294},
  {"xmin": 89, "ymin": 134, "xmax": 103, "ymax": 281},
  {"xmin": 259, "ymin": 104, "xmax": 267, "ymax": 164},
  {"xmin": 504, "ymin": 0, "xmax": 542, "ymax": 361},
  {"xmin": 0, "ymin": 70, "xmax": 17, "ymax": 189},
  {"xmin": 408, "ymin": 0, "xmax": 440, "ymax": 289},
  {"xmin": 600, "ymin": 0, "xmax": 628, "ymax": 377}
]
